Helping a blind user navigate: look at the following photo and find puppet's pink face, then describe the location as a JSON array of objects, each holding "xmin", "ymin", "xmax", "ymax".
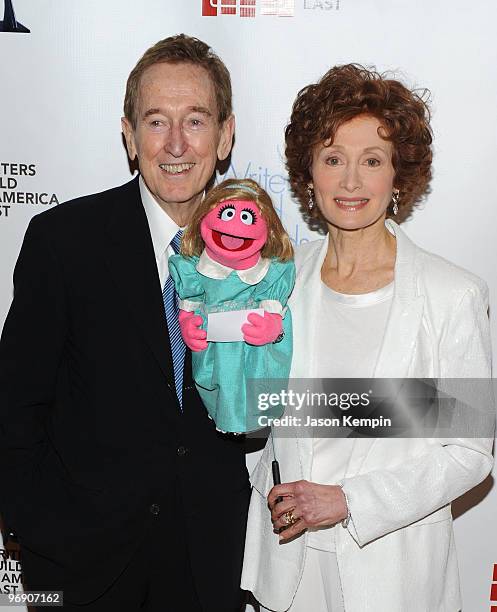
[{"xmin": 200, "ymin": 199, "xmax": 268, "ymax": 269}]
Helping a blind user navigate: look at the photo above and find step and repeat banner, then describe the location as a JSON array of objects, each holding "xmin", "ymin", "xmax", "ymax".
[{"xmin": 1, "ymin": 1, "xmax": 496, "ymax": 610}]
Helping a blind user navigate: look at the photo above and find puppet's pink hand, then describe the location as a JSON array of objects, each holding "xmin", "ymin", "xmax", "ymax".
[
  {"xmin": 179, "ymin": 310, "xmax": 208, "ymax": 352},
  {"xmin": 242, "ymin": 312, "xmax": 283, "ymax": 346}
]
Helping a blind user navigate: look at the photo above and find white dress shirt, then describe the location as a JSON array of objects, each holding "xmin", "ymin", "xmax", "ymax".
[{"xmin": 139, "ymin": 176, "xmax": 184, "ymax": 288}]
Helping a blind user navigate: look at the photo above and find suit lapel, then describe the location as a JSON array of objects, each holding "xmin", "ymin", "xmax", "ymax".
[
  {"xmin": 289, "ymin": 237, "xmax": 329, "ymax": 479},
  {"xmin": 373, "ymin": 221, "xmax": 425, "ymax": 378},
  {"xmin": 345, "ymin": 221, "xmax": 425, "ymax": 477},
  {"xmin": 104, "ymin": 178, "xmax": 175, "ymax": 388},
  {"xmin": 289, "ymin": 236, "xmax": 329, "ymax": 379},
  {"xmin": 289, "ymin": 223, "xmax": 426, "ymax": 479}
]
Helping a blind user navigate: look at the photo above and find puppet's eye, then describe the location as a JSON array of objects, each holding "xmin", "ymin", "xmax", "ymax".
[
  {"xmin": 240, "ymin": 209, "xmax": 256, "ymax": 225},
  {"xmin": 219, "ymin": 206, "xmax": 236, "ymax": 221}
]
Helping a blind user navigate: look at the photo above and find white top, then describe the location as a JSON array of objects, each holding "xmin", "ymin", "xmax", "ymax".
[
  {"xmin": 139, "ymin": 176, "xmax": 183, "ymax": 287},
  {"xmin": 307, "ymin": 280, "xmax": 393, "ymax": 552}
]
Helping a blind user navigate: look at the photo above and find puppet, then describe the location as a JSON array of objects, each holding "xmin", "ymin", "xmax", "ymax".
[{"xmin": 169, "ymin": 179, "xmax": 295, "ymax": 433}]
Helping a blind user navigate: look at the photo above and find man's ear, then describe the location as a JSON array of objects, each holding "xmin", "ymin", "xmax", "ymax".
[
  {"xmin": 121, "ymin": 117, "xmax": 137, "ymax": 160},
  {"xmin": 217, "ymin": 114, "xmax": 235, "ymax": 161}
]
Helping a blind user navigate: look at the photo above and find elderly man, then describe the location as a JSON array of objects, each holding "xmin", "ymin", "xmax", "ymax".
[{"xmin": 0, "ymin": 35, "xmax": 249, "ymax": 611}]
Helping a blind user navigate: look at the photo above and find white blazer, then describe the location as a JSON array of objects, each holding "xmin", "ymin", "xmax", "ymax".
[{"xmin": 241, "ymin": 220, "xmax": 494, "ymax": 612}]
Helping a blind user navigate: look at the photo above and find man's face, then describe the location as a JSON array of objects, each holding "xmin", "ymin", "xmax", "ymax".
[{"xmin": 122, "ymin": 62, "xmax": 234, "ymax": 220}]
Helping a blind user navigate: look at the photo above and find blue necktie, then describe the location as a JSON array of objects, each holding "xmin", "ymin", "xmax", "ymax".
[{"xmin": 163, "ymin": 229, "xmax": 185, "ymax": 408}]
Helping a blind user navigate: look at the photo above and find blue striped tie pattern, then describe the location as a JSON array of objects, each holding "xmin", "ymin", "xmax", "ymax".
[{"xmin": 163, "ymin": 229, "xmax": 185, "ymax": 408}]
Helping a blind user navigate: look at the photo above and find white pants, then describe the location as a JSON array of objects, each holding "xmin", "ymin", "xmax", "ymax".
[{"xmin": 261, "ymin": 547, "xmax": 345, "ymax": 612}]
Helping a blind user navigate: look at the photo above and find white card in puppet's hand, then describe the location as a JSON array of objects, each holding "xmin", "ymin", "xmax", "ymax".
[{"xmin": 206, "ymin": 308, "xmax": 264, "ymax": 342}]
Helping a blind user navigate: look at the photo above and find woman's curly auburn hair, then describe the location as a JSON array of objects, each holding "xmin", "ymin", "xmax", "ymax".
[
  {"xmin": 285, "ymin": 63, "xmax": 433, "ymax": 223},
  {"xmin": 181, "ymin": 178, "xmax": 293, "ymax": 261}
]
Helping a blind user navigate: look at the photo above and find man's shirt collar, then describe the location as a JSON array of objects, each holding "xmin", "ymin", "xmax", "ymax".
[{"xmin": 139, "ymin": 176, "xmax": 182, "ymax": 260}]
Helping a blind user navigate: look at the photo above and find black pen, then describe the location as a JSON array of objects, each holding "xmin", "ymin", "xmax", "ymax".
[{"xmin": 271, "ymin": 433, "xmax": 283, "ymax": 504}]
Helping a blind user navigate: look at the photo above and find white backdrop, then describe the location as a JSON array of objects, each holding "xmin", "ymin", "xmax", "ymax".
[{"xmin": 1, "ymin": 1, "xmax": 496, "ymax": 610}]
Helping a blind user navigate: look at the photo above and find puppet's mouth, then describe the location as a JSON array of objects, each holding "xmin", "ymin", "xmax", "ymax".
[{"xmin": 211, "ymin": 230, "xmax": 254, "ymax": 252}]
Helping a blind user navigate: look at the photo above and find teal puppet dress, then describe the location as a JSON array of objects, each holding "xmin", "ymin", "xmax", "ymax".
[{"xmin": 169, "ymin": 251, "xmax": 295, "ymax": 433}]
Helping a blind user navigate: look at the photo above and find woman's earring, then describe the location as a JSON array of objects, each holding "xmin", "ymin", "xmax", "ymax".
[
  {"xmin": 392, "ymin": 190, "xmax": 400, "ymax": 216},
  {"xmin": 307, "ymin": 185, "xmax": 315, "ymax": 211}
]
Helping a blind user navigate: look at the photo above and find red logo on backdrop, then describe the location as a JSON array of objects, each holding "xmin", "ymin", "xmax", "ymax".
[
  {"xmin": 491, "ymin": 563, "xmax": 497, "ymax": 612},
  {"xmin": 202, "ymin": 0, "xmax": 256, "ymax": 18}
]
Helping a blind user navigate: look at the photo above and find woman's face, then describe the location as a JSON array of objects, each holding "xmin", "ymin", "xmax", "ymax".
[{"xmin": 310, "ymin": 115, "xmax": 396, "ymax": 231}]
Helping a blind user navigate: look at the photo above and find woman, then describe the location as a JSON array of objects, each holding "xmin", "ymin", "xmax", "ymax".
[{"xmin": 241, "ymin": 64, "xmax": 494, "ymax": 611}]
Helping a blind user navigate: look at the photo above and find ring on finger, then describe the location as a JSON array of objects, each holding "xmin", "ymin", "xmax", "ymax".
[{"xmin": 283, "ymin": 509, "xmax": 298, "ymax": 526}]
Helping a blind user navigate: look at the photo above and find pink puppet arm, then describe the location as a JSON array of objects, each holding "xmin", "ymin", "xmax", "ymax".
[
  {"xmin": 241, "ymin": 311, "xmax": 283, "ymax": 346},
  {"xmin": 179, "ymin": 309, "xmax": 208, "ymax": 352}
]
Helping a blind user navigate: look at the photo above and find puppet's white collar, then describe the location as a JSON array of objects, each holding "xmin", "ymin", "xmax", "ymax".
[{"xmin": 196, "ymin": 250, "xmax": 270, "ymax": 285}]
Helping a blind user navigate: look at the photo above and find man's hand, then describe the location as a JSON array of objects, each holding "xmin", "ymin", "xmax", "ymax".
[
  {"xmin": 241, "ymin": 311, "xmax": 282, "ymax": 346},
  {"xmin": 179, "ymin": 310, "xmax": 207, "ymax": 352},
  {"xmin": 267, "ymin": 480, "xmax": 348, "ymax": 542}
]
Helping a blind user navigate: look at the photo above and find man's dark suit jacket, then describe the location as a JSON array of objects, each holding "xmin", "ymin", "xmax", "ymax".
[{"xmin": 0, "ymin": 177, "xmax": 250, "ymax": 608}]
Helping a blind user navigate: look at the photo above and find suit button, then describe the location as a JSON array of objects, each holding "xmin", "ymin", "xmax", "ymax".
[
  {"xmin": 150, "ymin": 504, "xmax": 160, "ymax": 515},
  {"xmin": 177, "ymin": 446, "xmax": 188, "ymax": 457}
]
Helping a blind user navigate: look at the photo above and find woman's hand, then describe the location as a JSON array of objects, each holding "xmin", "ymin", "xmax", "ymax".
[
  {"xmin": 179, "ymin": 310, "xmax": 207, "ymax": 352},
  {"xmin": 242, "ymin": 311, "xmax": 283, "ymax": 345},
  {"xmin": 267, "ymin": 480, "xmax": 348, "ymax": 541}
]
